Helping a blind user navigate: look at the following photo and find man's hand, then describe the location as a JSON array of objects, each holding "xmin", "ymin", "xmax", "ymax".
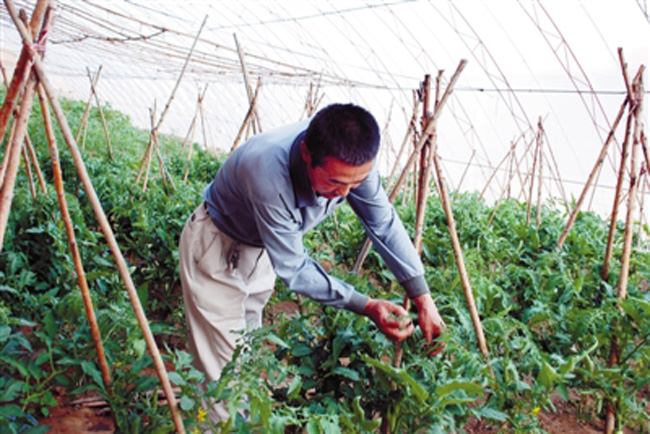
[
  {"xmin": 413, "ymin": 293, "xmax": 446, "ymax": 354},
  {"xmin": 364, "ymin": 298, "xmax": 414, "ymax": 342}
]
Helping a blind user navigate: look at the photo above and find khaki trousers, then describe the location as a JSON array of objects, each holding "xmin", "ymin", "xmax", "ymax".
[{"xmin": 178, "ymin": 203, "xmax": 275, "ymax": 422}]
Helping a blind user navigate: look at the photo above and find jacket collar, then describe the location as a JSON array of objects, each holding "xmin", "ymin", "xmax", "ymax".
[{"xmin": 289, "ymin": 130, "xmax": 317, "ymax": 208}]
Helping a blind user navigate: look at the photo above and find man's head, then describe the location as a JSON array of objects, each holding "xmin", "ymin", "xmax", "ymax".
[
  {"xmin": 301, "ymin": 104, "xmax": 380, "ymax": 198},
  {"xmin": 304, "ymin": 103, "xmax": 380, "ymax": 167}
]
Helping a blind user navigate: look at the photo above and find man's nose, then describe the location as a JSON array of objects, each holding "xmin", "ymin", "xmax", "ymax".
[{"xmin": 336, "ymin": 185, "xmax": 351, "ymax": 197}]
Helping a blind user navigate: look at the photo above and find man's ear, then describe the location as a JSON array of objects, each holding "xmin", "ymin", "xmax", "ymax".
[{"xmin": 300, "ymin": 141, "xmax": 312, "ymax": 166}]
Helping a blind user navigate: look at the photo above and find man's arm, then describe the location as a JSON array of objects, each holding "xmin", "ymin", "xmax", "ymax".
[{"xmin": 347, "ymin": 166, "xmax": 446, "ymax": 347}]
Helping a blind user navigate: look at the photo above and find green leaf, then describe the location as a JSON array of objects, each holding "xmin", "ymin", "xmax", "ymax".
[
  {"xmin": 133, "ymin": 339, "xmax": 147, "ymax": 359},
  {"xmin": 479, "ymin": 407, "xmax": 508, "ymax": 422},
  {"xmin": 361, "ymin": 354, "xmax": 429, "ymax": 402},
  {"xmin": 435, "ymin": 380, "xmax": 483, "ymax": 398},
  {"xmin": 287, "ymin": 375, "xmax": 302, "ymax": 400},
  {"xmin": 0, "ymin": 285, "xmax": 18, "ymax": 294},
  {"xmin": 537, "ymin": 361, "xmax": 559, "ymax": 389},
  {"xmin": 0, "ymin": 379, "xmax": 25, "ymax": 402},
  {"xmin": 81, "ymin": 361, "xmax": 105, "ymax": 390},
  {"xmin": 180, "ymin": 395, "xmax": 195, "ymax": 411},
  {"xmin": 556, "ymin": 383, "xmax": 569, "ymax": 401},
  {"xmin": 0, "ymin": 325, "xmax": 10, "ymax": 342},
  {"xmin": 0, "ymin": 354, "xmax": 29, "ymax": 378},
  {"xmin": 167, "ymin": 371, "xmax": 186, "ymax": 386},
  {"xmin": 327, "ymin": 366, "xmax": 360, "ymax": 382},
  {"xmin": 22, "ymin": 427, "xmax": 52, "ymax": 434},
  {"xmin": 43, "ymin": 310, "xmax": 56, "ymax": 339},
  {"xmin": 0, "ymin": 404, "xmax": 23, "ymax": 417},
  {"xmin": 291, "ymin": 343, "xmax": 313, "ymax": 356},
  {"xmin": 266, "ymin": 333, "xmax": 290, "ymax": 349}
]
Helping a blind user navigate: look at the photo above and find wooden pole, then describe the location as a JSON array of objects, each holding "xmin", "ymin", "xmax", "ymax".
[
  {"xmin": 75, "ymin": 66, "xmax": 102, "ymax": 145},
  {"xmin": 25, "ymin": 134, "xmax": 47, "ymax": 194},
  {"xmin": 606, "ymin": 69, "xmax": 644, "ymax": 434},
  {"xmin": 0, "ymin": 73, "xmax": 39, "ymax": 250},
  {"xmin": 413, "ymin": 74, "xmax": 433, "ymax": 253},
  {"xmin": 602, "ymin": 111, "xmax": 633, "ymax": 280},
  {"xmin": 386, "ymin": 98, "xmax": 420, "ymax": 193},
  {"xmin": 0, "ymin": 119, "xmax": 18, "ymax": 189},
  {"xmin": 3, "ymin": 3, "xmax": 186, "ymax": 431},
  {"xmin": 352, "ymin": 60, "xmax": 467, "ymax": 273},
  {"xmin": 455, "ymin": 149, "xmax": 476, "ymax": 193},
  {"xmin": 85, "ymin": 66, "xmax": 113, "ymax": 160},
  {"xmin": 479, "ymin": 144, "xmax": 515, "ymax": 201},
  {"xmin": 0, "ymin": 0, "xmax": 48, "ymax": 145},
  {"xmin": 37, "ymin": 84, "xmax": 112, "ymax": 392},
  {"xmin": 535, "ymin": 119, "xmax": 545, "ymax": 226},
  {"xmin": 234, "ymin": 33, "xmax": 261, "ymax": 133},
  {"xmin": 556, "ymin": 95, "xmax": 629, "ymax": 249},
  {"xmin": 136, "ymin": 15, "xmax": 207, "ymax": 186},
  {"xmin": 488, "ymin": 140, "xmax": 534, "ymax": 227},
  {"xmin": 230, "ymin": 78, "xmax": 261, "ymax": 153},
  {"xmin": 432, "ymin": 129, "xmax": 490, "ymax": 360},
  {"xmin": 526, "ymin": 119, "xmax": 542, "ymax": 227},
  {"xmin": 21, "ymin": 146, "xmax": 37, "ymax": 199},
  {"xmin": 183, "ymin": 87, "xmax": 208, "ymax": 181}
]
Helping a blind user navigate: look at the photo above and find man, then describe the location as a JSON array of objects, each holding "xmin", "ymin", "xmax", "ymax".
[{"xmin": 178, "ymin": 103, "xmax": 445, "ymax": 421}]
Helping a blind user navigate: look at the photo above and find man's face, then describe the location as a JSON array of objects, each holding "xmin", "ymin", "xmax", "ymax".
[{"xmin": 301, "ymin": 142, "xmax": 374, "ymax": 199}]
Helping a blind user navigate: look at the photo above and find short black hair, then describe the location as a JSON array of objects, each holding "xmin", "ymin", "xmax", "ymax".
[{"xmin": 304, "ymin": 103, "xmax": 380, "ymax": 167}]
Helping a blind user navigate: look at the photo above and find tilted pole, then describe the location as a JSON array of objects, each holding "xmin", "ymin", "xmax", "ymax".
[{"xmin": 3, "ymin": 2, "xmax": 186, "ymax": 431}]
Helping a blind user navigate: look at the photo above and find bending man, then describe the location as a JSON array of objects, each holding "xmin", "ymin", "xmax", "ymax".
[{"xmin": 178, "ymin": 103, "xmax": 445, "ymax": 421}]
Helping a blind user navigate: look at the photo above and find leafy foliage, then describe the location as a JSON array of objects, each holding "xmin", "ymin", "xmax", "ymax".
[{"xmin": 0, "ymin": 89, "xmax": 648, "ymax": 432}]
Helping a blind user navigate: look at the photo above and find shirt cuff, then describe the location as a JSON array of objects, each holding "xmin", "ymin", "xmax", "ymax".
[
  {"xmin": 400, "ymin": 274, "xmax": 429, "ymax": 299},
  {"xmin": 345, "ymin": 291, "xmax": 370, "ymax": 315}
]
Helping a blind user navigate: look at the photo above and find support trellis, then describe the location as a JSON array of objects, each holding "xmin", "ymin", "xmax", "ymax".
[
  {"xmin": 602, "ymin": 51, "xmax": 645, "ymax": 434},
  {"xmin": 135, "ymin": 14, "xmax": 207, "ymax": 193},
  {"xmin": 352, "ymin": 61, "xmax": 491, "ymax": 366},
  {"xmin": 1, "ymin": 1, "xmax": 186, "ymax": 432}
]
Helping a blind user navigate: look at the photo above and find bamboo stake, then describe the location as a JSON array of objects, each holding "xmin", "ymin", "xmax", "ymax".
[
  {"xmin": 75, "ymin": 66, "xmax": 102, "ymax": 145},
  {"xmin": 617, "ymin": 76, "xmax": 643, "ymax": 326},
  {"xmin": 488, "ymin": 140, "xmax": 534, "ymax": 228},
  {"xmin": 0, "ymin": 73, "xmax": 38, "ymax": 249},
  {"xmin": 536, "ymin": 119, "xmax": 545, "ymax": 226},
  {"xmin": 543, "ymin": 132, "xmax": 568, "ymax": 204},
  {"xmin": 413, "ymin": 74, "xmax": 433, "ymax": 253},
  {"xmin": 636, "ymin": 171, "xmax": 646, "ymax": 248},
  {"xmin": 0, "ymin": 0, "xmax": 48, "ymax": 145},
  {"xmin": 37, "ymin": 83, "xmax": 112, "ymax": 392},
  {"xmin": 3, "ymin": 3, "xmax": 185, "ymax": 431},
  {"xmin": 479, "ymin": 144, "xmax": 515, "ymax": 201},
  {"xmin": 608, "ymin": 71, "xmax": 644, "ymax": 434},
  {"xmin": 22, "ymin": 146, "xmax": 37, "ymax": 199},
  {"xmin": 25, "ymin": 134, "xmax": 47, "ymax": 193},
  {"xmin": 183, "ymin": 87, "xmax": 207, "ymax": 181},
  {"xmin": 233, "ymin": 33, "xmax": 261, "ymax": 134},
  {"xmin": 230, "ymin": 78, "xmax": 261, "ymax": 153},
  {"xmin": 136, "ymin": 14, "xmax": 207, "ymax": 186},
  {"xmin": 556, "ymin": 95, "xmax": 629, "ymax": 249},
  {"xmin": 455, "ymin": 149, "xmax": 476, "ymax": 193},
  {"xmin": 85, "ymin": 66, "xmax": 113, "ymax": 160},
  {"xmin": 352, "ymin": 60, "xmax": 467, "ymax": 273},
  {"xmin": 602, "ymin": 111, "xmax": 633, "ymax": 280},
  {"xmin": 0, "ymin": 120, "xmax": 18, "ymax": 189},
  {"xmin": 141, "ymin": 101, "xmax": 156, "ymax": 191},
  {"xmin": 198, "ymin": 86, "xmax": 209, "ymax": 150},
  {"xmin": 386, "ymin": 98, "xmax": 420, "ymax": 193},
  {"xmin": 526, "ymin": 120, "xmax": 542, "ymax": 227},
  {"xmin": 181, "ymin": 101, "xmax": 199, "ymax": 152},
  {"xmin": 432, "ymin": 130, "xmax": 490, "ymax": 360}
]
